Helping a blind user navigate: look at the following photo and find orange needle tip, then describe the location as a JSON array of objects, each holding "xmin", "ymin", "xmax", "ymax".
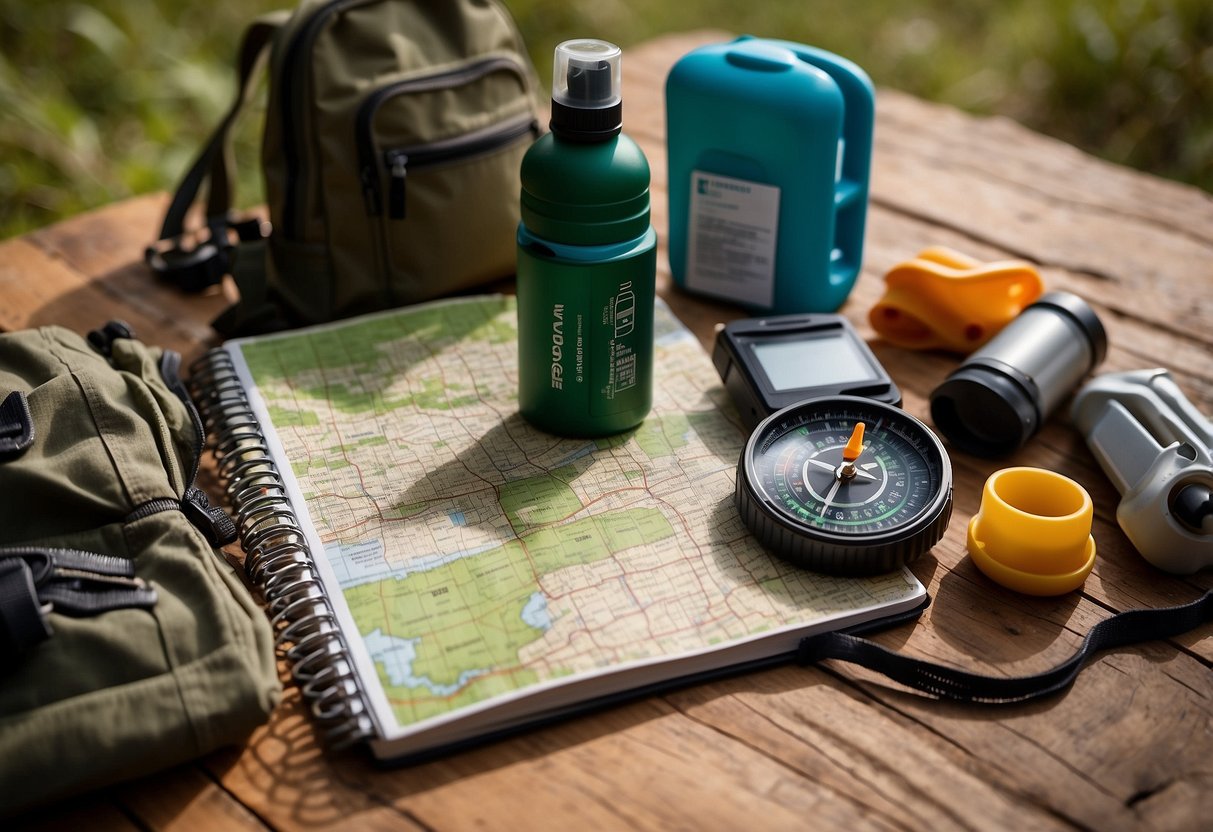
[{"xmin": 843, "ymin": 422, "xmax": 866, "ymax": 462}]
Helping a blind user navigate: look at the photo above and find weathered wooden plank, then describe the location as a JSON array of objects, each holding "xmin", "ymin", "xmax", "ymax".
[
  {"xmin": 116, "ymin": 764, "xmax": 270, "ymax": 832},
  {"xmin": 869, "ymin": 103, "xmax": 1213, "ymax": 342},
  {"xmin": 7, "ymin": 798, "xmax": 137, "ymax": 832},
  {"xmin": 25, "ymin": 193, "xmax": 169, "ymax": 279},
  {"xmin": 873, "ymin": 90, "xmax": 1213, "ymax": 248},
  {"xmin": 215, "ymin": 679, "xmax": 996, "ymax": 831},
  {"xmin": 848, "ymin": 645, "xmax": 1213, "ymax": 831},
  {"xmin": 1, "ymin": 195, "xmax": 226, "ymax": 360},
  {"xmin": 626, "ymin": 31, "xmax": 1213, "ymax": 394},
  {"xmin": 0, "ymin": 238, "xmax": 204, "ymax": 357},
  {"xmin": 854, "ymin": 212, "xmax": 1213, "ymax": 393},
  {"xmin": 202, "ymin": 687, "xmax": 428, "ymax": 832},
  {"xmin": 669, "ymin": 669, "xmax": 1087, "ymax": 831}
]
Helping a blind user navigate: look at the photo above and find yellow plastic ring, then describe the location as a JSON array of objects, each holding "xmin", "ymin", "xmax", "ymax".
[{"xmin": 967, "ymin": 467, "xmax": 1096, "ymax": 596}]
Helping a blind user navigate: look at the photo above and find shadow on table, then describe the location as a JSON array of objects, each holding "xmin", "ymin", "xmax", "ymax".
[
  {"xmin": 19, "ymin": 259, "xmax": 228, "ymax": 361},
  {"xmin": 204, "ymin": 681, "xmax": 671, "ymax": 827}
]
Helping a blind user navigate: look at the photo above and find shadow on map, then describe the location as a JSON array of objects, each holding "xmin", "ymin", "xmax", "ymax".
[{"xmin": 389, "ymin": 412, "xmax": 619, "ymax": 538}]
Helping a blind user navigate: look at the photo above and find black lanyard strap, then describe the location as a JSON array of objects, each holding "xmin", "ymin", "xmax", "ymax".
[{"xmin": 799, "ymin": 590, "xmax": 1213, "ymax": 704}]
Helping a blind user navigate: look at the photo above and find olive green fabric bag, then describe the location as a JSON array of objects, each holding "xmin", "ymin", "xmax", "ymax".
[
  {"xmin": 147, "ymin": 0, "xmax": 542, "ymax": 335},
  {"xmin": 0, "ymin": 324, "xmax": 280, "ymax": 817}
]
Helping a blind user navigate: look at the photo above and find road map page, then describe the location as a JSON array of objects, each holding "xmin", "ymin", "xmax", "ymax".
[{"xmin": 231, "ymin": 296, "xmax": 921, "ymax": 738}]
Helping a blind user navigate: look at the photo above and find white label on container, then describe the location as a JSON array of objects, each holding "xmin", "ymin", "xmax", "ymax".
[{"xmin": 685, "ymin": 170, "xmax": 780, "ymax": 308}]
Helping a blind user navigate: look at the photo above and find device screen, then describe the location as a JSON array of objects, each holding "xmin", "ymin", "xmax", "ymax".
[{"xmin": 751, "ymin": 333, "xmax": 878, "ymax": 392}]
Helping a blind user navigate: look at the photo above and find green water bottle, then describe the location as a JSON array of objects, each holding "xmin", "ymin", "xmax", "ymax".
[{"xmin": 517, "ymin": 39, "xmax": 657, "ymax": 437}]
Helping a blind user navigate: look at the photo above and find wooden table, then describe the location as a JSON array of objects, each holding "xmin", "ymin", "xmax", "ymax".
[{"xmin": 7, "ymin": 31, "xmax": 1212, "ymax": 831}]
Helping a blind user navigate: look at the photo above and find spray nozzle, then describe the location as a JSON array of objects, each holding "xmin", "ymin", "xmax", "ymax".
[
  {"xmin": 567, "ymin": 58, "xmax": 613, "ymax": 104},
  {"xmin": 550, "ymin": 40, "xmax": 623, "ymax": 141}
]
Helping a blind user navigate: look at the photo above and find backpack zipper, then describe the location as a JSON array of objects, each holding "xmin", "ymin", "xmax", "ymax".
[
  {"xmin": 380, "ymin": 114, "xmax": 538, "ymax": 219},
  {"xmin": 279, "ymin": 0, "xmax": 378, "ymax": 240},
  {"xmin": 355, "ymin": 55, "xmax": 535, "ymax": 218},
  {"xmin": 126, "ymin": 497, "xmax": 182, "ymax": 524}
]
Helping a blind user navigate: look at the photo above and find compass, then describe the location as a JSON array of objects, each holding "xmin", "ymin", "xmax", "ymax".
[{"xmin": 736, "ymin": 395, "xmax": 953, "ymax": 575}]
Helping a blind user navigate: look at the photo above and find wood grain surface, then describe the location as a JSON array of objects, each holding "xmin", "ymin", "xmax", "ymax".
[{"xmin": 4, "ymin": 30, "xmax": 1211, "ymax": 832}]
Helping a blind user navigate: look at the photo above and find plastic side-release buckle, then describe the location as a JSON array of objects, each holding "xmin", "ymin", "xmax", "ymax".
[
  {"xmin": 145, "ymin": 215, "xmax": 267, "ymax": 294},
  {"xmin": 0, "ymin": 547, "xmax": 157, "ymax": 635},
  {"xmin": 0, "ymin": 391, "xmax": 36, "ymax": 461},
  {"xmin": 870, "ymin": 246, "xmax": 1044, "ymax": 353},
  {"xmin": 0, "ymin": 558, "xmax": 53, "ymax": 657},
  {"xmin": 86, "ymin": 320, "xmax": 136, "ymax": 358}
]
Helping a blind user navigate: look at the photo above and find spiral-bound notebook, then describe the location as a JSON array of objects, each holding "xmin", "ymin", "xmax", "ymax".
[{"xmin": 188, "ymin": 295, "xmax": 925, "ymax": 760}]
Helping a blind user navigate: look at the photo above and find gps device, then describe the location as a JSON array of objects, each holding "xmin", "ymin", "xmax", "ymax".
[{"xmin": 712, "ymin": 314, "xmax": 900, "ymax": 430}]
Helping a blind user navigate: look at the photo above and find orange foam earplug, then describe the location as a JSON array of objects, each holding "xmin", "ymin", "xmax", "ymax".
[{"xmin": 870, "ymin": 247, "xmax": 1044, "ymax": 353}]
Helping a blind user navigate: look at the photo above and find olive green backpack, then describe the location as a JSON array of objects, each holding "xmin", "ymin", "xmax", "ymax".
[
  {"xmin": 147, "ymin": 0, "xmax": 542, "ymax": 335},
  {"xmin": 0, "ymin": 323, "xmax": 280, "ymax": 816}
]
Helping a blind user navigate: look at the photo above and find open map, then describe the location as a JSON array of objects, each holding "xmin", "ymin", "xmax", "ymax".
[{"xmin": 233, "ymin": 296, "xmax": 919, "ymax": 735}]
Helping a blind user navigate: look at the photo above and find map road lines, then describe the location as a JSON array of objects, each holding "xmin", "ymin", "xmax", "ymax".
[{"xmin": 237, "ymin": 297, "xmax": 918, "ymax": 734}]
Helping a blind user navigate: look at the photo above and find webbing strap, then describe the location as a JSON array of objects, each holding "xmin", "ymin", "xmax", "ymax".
[
  {"xmin": 148, "ymin": 12, "xmax": 287, "ymax": 291},
  {"xmin": 157, "ymin": 12, "xmax": 285, "ymax": 242},
  {"xmin": 798, "ymin": 589, "xmax": 1213, "ymax": 704}
]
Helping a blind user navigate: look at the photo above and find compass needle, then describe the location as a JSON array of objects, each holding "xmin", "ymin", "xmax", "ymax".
[
  {"xmin": 819, "ymin": 479, "xmax": 843, "ymax": 517},
  {"xmin": 843, "ymin": 422, "xmax": 865, "ymax": 462}
]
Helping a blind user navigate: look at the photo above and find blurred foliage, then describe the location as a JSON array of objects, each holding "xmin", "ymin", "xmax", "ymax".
[{"xmin": 1, "ymin": 0, "xmax": 1209, "ymax": 239}]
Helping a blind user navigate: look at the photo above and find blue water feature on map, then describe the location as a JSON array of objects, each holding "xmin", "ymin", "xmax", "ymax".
[
  {"xmin": 327, "ymin": 539, "xmax": 506, "ymax": 589},
  {"xmin": 553, "ymin": 443, "xmax": 595, "ymax": 468},
  {"xmin": 363, "ymin": 629, "xmax": 487, "ymax": 694},
  {"xmin": 519, "ymin": 592, "xmax": 552, "ymax": 630},
  {"xmin": 448, "ymin": 510, "xmax": 468, "ymax": 526}
]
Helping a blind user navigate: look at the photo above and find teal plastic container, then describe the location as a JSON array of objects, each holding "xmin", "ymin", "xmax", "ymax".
[
  {"xmin": 666, "ymin": 37, "xmax": 874, "ymax": 313},
  {"xmin": 517, "ymin": 40, "xmax": 656, "ymax": 437}
]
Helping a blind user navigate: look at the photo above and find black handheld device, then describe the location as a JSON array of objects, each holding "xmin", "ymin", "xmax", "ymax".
[{"xmin": 712, "ymin": 314, "xmax": 901, "ymax": 431}]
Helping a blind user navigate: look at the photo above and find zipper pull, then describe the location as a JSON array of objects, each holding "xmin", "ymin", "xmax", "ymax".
[
  {"xmin": 388, "ymin": 152, "xmax": 409, "ymax": 220},
  {"xmin": 181, "ymin": 486, "xmax": 238, "ymax": 547},
  {"xmin": 39, "ymin": 548, "xmax": 158, "ymax": 616}
]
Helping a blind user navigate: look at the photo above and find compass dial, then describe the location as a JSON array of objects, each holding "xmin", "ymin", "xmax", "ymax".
[{"xmin": 737, "ymin": 396, "xmax": 953, "ymax": 575}]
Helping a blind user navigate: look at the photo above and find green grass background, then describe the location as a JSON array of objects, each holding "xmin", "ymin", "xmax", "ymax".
[{"xmin": 1, "ymin": 0, "xmax": 1209, "ymax": 239}]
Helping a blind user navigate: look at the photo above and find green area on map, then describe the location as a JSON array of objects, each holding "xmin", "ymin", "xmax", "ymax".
[{"xmin": 238, "ymin": 297, "xmax": 918, "ymax": 733}]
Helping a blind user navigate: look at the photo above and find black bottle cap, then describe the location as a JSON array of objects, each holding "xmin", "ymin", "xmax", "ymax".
[{"xmin": 550, "ymin": 40, "xmax": 624, "ymax": 143}]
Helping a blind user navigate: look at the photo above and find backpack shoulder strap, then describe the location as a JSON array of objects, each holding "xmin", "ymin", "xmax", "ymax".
[{"xmin": 145, "ymin": 11, "xmax": 289, "ymax": 293}]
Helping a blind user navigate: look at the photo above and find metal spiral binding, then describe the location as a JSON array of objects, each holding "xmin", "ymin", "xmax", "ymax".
[{"xmin": 188, "ymin": 348, "xmax": 375, "ymax": 748}]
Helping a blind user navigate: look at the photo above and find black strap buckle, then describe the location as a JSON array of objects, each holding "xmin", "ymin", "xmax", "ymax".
[
  {"xmin": 0, "ymin": 548, "xmax": 159, "ymax": 659},
  {"xmin": 0, "ymin": 558, "xmax": 52, "ymax": 657},
  {"xmin": 145, "ymin": 214, "xmax": 266, "ymax": 294},
  {"xmin": 0, "ymin": 391, "xmax": 35, "ymax": 460},
  {"xmin": 86, "ymin": 320, "xmax": 136, "ymax": 359},
  {"xmin": 230, "ymin": 215, "xmax": 270, "ymax": 243}
]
